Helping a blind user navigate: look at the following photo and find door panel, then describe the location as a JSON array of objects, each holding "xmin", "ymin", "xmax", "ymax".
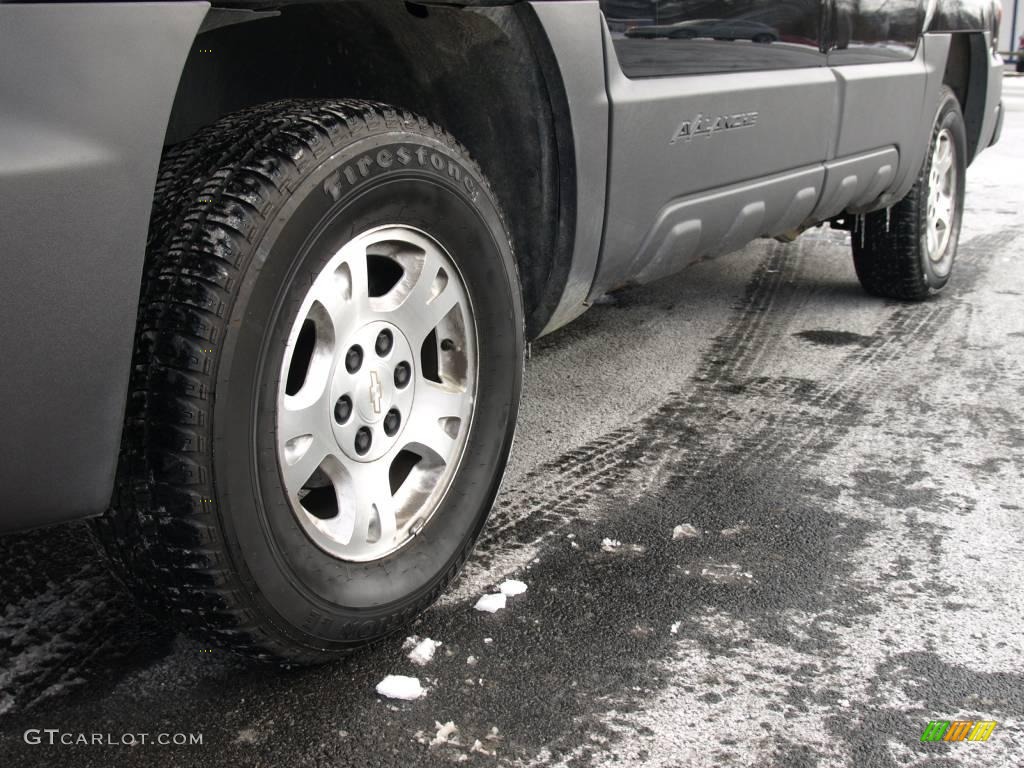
[
  {"xmin": 830, "ymin": 55, "xmax": 928, "ymax": 158},
  {"xmin": 826, "ymin": 1, "xmax": 931, "ymax": 209},
  {"xmin": 594, "ymin": 43, "xmax": 837, "ymax": 293},
  {"xmin": 601, "ymin": 0, "xmax": 826, "ymax": 76}
]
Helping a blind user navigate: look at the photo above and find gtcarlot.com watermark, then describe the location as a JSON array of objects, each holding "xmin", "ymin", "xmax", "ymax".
[{"xmin": 24, "ymin": 729, "xmax": 202, "ymax": 746}]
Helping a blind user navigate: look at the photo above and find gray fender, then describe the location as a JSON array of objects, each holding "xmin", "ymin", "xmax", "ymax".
[
  {"xmin": 0, "ymin": 2, "xmax": 208, "ymax": 531},
  {"xmin": 529, "ymin": 0, "xmax": 609, "ymax": 336}
]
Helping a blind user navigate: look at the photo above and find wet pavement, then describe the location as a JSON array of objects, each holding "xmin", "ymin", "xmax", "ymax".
[{"xmin": 2, "ymin": 79, "xmax": 1023, "ymax": 767}]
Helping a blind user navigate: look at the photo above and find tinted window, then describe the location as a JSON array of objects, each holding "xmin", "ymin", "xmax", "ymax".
[
  {"xmin": 831, "ymin": 0, "xmax": 925, "ymax": 64},
  {"xmin": 602, "ymin": 0, "xmax": 825, "ymax": 77}
]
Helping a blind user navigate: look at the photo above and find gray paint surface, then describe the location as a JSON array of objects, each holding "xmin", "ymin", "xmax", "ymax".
[
  {"xmin": 0, "ymin": 2, "xmax": 209, "ymax": 530},
  {"xmin": 595, "ymin": 39, "xmax": 839, "ymax": 294},
  {"xmin": 1, "ymin": 76, "xmax": 1022, "ymax": 768}
]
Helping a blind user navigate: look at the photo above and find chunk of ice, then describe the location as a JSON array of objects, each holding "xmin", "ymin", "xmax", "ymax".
[
  {"xmin": 408, "ymin": 638, "xmax": 441, "ymax": 667},
  {"xmin": 474, "ymin": 593, "xmax": 507, "ymax": 613},
  {"xmin": 499, "ymin": 580, "xmax": 528, "ymax": 597},
  {"xmin": 673, "ymin": 524, "xmax": 699, "ymax": 540},
  {"xmin": 375, "ymin": 675, "xmax": 425, "ymax": 700},
  {"xmin": 430, "ymin": 720, "xmax": 459, "ymax": 747}
]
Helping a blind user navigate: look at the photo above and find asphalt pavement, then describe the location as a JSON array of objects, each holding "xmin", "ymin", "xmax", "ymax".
[{"xmin": 2, "ymin": 79, "xmax": 1023, "ymax": 767}]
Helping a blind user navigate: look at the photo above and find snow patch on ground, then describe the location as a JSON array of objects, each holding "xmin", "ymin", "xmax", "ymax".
[
  {"xmin": 474, "ymin": 593, "xmax": 507, "ymax": 613},
  {"xmin": 672, "ymin": 524, "xmax": 699, "ymax": 540},
  {"xmin": 407, "ymin": 638, "xmax": 441, "ymax": 667},
  {"xmin": 430, "ymin": 720, "xmax": 459, "ymax": 747},
  {"xmin": 600, "ymin": 538, "xmax": 646, "ymax": 555},
  {"xmin": 375, "ymin": 675, "xmax": 425, "ymax": 700},
  {"xmin": 719, "ymin": 522, "xmax": 750, "ymax": 538},
  {"xmin": 471, "ymin": 738, "xmax": 496, "ymax": 756},
  {"xmin": 698, "ymin": 563, "xmax": 753, "ymax": 584},
  {"xmin": 499, "ymin": 579, "xmax": 528, "ymax": 596}
]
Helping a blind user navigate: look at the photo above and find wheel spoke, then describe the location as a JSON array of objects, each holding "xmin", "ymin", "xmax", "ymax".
[
  {"xmin": 418, "ymin": 379, "xmax": 470, "ymax": 419},
  {"xmin": 394, "ymin": 249, "xmax": 462, "ymax": 346},
  {"xmin": 405, "ymin": 414, "xmax": 457, "ymax": 461},
  {"xmin": 280, "ymin": 433, "xmax": 332, "ymax": 498},
  {"xmin": 280, "ymin": 391, "xmax": 328, "ymax": 441},
  {"xmin": 421, "ymin": 289, "xmax": 461, "ymax": 343},
  {"xmin": 314, "ymin": 239, "xmax": 370, "ymax": 337},
  {"xmin": 337, "ymin": 457, "xmax": 397, "ymax": 548},
  {"xmin": 934, "ymin": 197, "xmax": 951, "ymax": 231},
  {"xmin": 934, "ymin": 138, "xmax": 953, "ymax": 175},
  {"xmin": 406, "ymin": 244, "xmax": 449, "ymax": 306},
  {"xmin": 279, "ymin": 374, "xmax": 339, "ymax": 495},
  {"xmin": 404, "ymin": 381, "xmax": 468, "ymax": 460}
]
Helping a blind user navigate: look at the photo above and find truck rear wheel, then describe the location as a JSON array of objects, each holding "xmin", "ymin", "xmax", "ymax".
[
  {"xmin": 851, "ymin": 87, "xmax": 966, "ymax": 300},
  {"xmin": 98, "ymin": 99, "xmax": 523, "ymax": 663}
]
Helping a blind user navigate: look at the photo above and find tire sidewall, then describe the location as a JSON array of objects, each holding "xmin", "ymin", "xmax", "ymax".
[{"xmin": 212, "ymin": 131, "xmax": 523, "ymax": 651}]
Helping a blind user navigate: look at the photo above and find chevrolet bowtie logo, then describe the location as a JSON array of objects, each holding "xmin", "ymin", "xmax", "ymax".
[{"xmin": 369, "ymin": 370, "xmax": 383, "ymax": 415}]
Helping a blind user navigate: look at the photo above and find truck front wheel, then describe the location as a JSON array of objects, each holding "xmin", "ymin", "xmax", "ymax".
[{"xmin": 98, "ymin": 100, "xmax": 524, "ymax": 663}]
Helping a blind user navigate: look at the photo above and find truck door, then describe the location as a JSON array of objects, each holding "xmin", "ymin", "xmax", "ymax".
[
  {"xmin": 593, "ymin": 0, "xmax": 836, "ymax": 292},
  {"xmin": 824, "ymin": 0, "xmax": 932, "ymax": 214}
]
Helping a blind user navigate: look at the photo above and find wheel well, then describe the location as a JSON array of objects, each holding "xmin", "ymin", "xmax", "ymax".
[
  {"xmin": 163, "ymin": 1, "xmax": 576, "ymax": 338},
  {"xmin": 942, "ymin": 32, "xmax": 989, "ymax": 164}
]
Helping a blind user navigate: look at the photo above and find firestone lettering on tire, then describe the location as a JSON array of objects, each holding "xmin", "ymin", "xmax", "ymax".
[{"xmin": 323, "ymin": 144, "xmax": 479, "ymax": 202}]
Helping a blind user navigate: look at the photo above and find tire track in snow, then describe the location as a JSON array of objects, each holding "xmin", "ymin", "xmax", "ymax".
[
  {"xmin": 446, "ymin": 237, "xmax": 811, "ymax": 600},
  {"xmin": 449, "ymin": 228, "xmax": 1014, "ymax": 604}
]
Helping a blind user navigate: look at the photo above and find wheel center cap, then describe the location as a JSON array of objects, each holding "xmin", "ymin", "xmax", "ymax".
[
  {"xmin": 331, "ymin": 320, "xmax": 415, "ymax": 463},
  {"xmin": 356, "ymin": 367, "xmax": 393, "ymax": 424}
]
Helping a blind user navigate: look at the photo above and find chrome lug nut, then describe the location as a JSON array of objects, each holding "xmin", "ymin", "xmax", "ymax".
[
  {"xmin": 383, "ymin": 409, "xmax": 401, "ymax": 437},
  {"xmin": 345, "ymin": 345, "xmax": 363, "ymax": 373},
  {"xmin": 334, "ymin": 395, "xmax": 353, "ymax": 424},
  {"xmin": 354, "ymin": 427, "xmax": 372, "ymax": 456},
  {"xmin": 394, "ymin": 361, "xmax": 411, "ymax": 389},
  {"xmin": 375, "ymin": 329, "xmax": 393, "ymax": 357}
]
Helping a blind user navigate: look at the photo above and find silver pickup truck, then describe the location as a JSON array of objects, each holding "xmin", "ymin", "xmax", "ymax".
[{"xmin": 0, "ymin": 0, "xmax": 1003, "ymax": 663}]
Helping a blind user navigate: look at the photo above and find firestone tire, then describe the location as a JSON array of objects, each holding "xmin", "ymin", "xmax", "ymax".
[
  {"xmin": 95, "ymin": 99, "xmax": 524, "ymax": 664},
  {"xmin": 851, "ymin": 86, "xmax": 967, "ymax": 300}
]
